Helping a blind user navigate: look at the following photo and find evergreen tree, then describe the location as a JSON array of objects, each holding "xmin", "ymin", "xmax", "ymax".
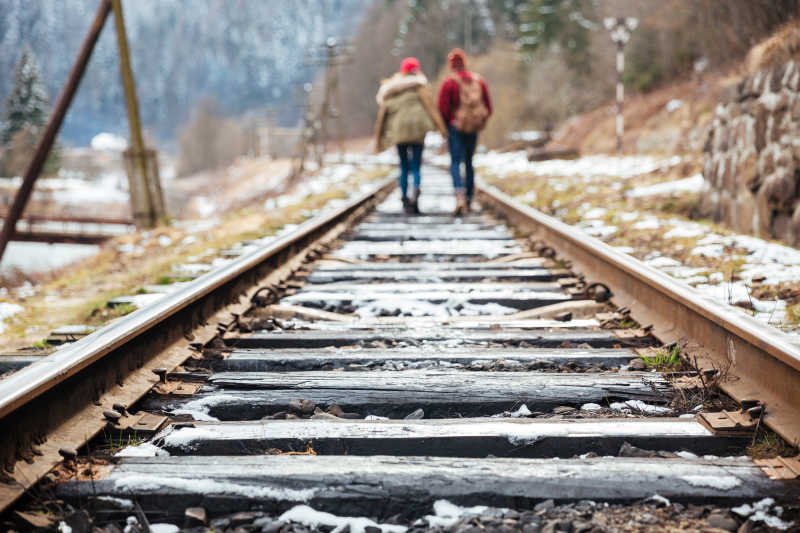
[
  {"xmin": 517, "ymin": 0, "xmax": 596, "ymax": 73},
  {"xmin": 1, "ymin": 45, "xmax": 49, "ymax": 145}
]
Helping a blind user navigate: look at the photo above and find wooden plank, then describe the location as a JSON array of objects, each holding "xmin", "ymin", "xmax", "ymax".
[
  {"xmin": 281, "ymin": 288, "xmax": 573, "ymax": 311},
  {"xmin": 291, "ymin": 281, "xmax": 566, "ymax": 293},
  {"xmin": 354, "ymin": 222, "xmax": 500, "ymax": 232},
  {"xmin": 227, "ymin": 330, "xmax": 636, "ymax": 349},
  {"xmin": 349, "ymin": 229, "xmax": 513, "ymax": 242},
  {"xmin": 156, "ymin": 418, "xmax": 746, "ymax": 458},
  {"xmin": 364, "ymin": 214, "xmax": 486, "ymax": 223},
  {"xmin": 333, "ymin": 240, "xmax": 522, "ymax": 259},
  {"xmin": 59, "ymin": 455, "xmax": 799, "ymax": 515},
  {"xmin": 306, "ymin": 269, "xmax": 570, "ymax": 283},
  {"xmin": 215, "ymin": 347, "xmax": 636, "ymax": 372},
  {"xmin": 208, "ymin": 369, "xmax": 668, "ymax": 394},
  {"xmin": 159, "ymin": 370, "xmax": 669, "ymax": 420},
  {"xmin": 263, "ymin": 319, "xmax": 602, "ymax": 332},
  {"xmin": 310, "ymin": 260, "xmax": 547, "ymax": 271}
]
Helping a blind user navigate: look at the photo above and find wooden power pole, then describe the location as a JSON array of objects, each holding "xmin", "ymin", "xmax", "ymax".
[
  {"xmin": 0, "ymin": 0, "xmax": 112, "ymax": 264},
  {"xmin": 111, "ymin": 0, "xmax": 166, "ymax": 228},
  {"xmin": 317, "ymin": 38, "xmax": 350, "ymax": 163}
]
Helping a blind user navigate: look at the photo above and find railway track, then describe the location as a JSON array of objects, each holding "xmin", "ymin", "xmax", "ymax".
[{"xmin": 2, "ymin": 165, "xmax": 800, "ymax": 531}]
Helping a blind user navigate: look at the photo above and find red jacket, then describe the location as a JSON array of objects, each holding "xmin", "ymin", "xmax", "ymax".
[{"xmin": 437, "ymin": 70, "xmax": 492, "ymax": 126}]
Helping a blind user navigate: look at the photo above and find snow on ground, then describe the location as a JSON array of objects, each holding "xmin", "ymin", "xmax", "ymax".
[
  {"xmin": 509, "ymin": 130, "xmax": 546, "ymax": 142},
  {"xmin": 1, "ymin": 240, "xmax": 101, "ymax": 276},
  {"xmin": 626, "ymin": 174, "xmax": 707, "ymax": 197},
  {"xmin": 0, "ymin": 170, "xmax": 131, "ymax": 206},
  {"xmin": 480, "ymin": 151, "xmax": 800, "ymax": 332},
  {"xmin": 114, "ymin": 442, "xmax": 169, "ymax": 457},
  {"xmin": 91, "ymin": 132, "xmax": 128, "ymax": 152},
  {"xmin": 0, "ymin": 302, "xmax": 24, "ymax": 334},
  {"xmin": 422, "ymin": 500, "xmax": 505, "ymax": 529},
  {"xmin": 476, "ymin": 152, "xmax": 683, "ymax": 181},
  {"xmin": 279, "ymin": 505, "xmax": 407, "ymax": 533}
]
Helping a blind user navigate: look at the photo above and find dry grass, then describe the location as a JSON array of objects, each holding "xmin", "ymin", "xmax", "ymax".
[
  {"xmin": 746, "ymin": 21, "xmax": 800, "ymax": 74},
  {"xmin": 0, "ymin": 166, "xmax": 388, "ymax": 350},
  {"xmin": 549, "ymin": 71, "xmax": 727, "ymax": 155},
  {"xmin": 748, "ymin": 427, "xmax": 798, "ymax": 459}
]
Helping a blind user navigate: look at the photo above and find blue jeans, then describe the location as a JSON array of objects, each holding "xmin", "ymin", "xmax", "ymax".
[
  {"xmin": 397, "ymin": 143, "xmax": 423, "ymax": 198},
  {"xmin": 448, "ymin": 125, "xmax": 478, "ymax": 200}
]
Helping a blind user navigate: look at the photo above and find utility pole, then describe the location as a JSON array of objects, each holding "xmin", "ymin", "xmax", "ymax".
[
  {"xmin": 0, "ymin": 0, "xmax": 112, "ymax": 265},
  {"xmin": 290, "ymin": 83, "xmax": 318, "ymax": 181},
  {"xmin": 604, "ymin": 16, "xmax": 638, "ymax": 154},
  {"xmin": 111, "ymin": 0, "xmax": 166, "ymax": 228},
  {"xmin": 315, "ymin": 38, "xmax": 351, "ymax": 163}
]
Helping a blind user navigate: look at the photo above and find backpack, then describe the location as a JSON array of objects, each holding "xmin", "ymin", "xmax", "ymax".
[{"xmin": 451, "ymin": 73, "xmax": 489, "ymax": 133}]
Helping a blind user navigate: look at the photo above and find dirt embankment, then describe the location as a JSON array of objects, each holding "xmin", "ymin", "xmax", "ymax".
[{"xmin": 549, "ymin": 69, "xmax": 740, "ymax": 157}]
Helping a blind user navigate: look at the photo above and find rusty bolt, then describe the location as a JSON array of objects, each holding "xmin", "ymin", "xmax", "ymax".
[
  {"xmin": 58, "ymin": 448, "xmax": 77, "ymax": 460},
  {"xmin": 152, "ymin": 368, "xmax": 168, "ymax": 383},
  {"xmin": 103, "ymin": 410, "xmax": 122, "ymax": 422}
]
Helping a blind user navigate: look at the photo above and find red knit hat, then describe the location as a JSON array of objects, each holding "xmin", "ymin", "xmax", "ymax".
[
  {"xmin": 400, "ymin": 57, "xmax": 420, "ymax": 73},
  {"xmin": 448, "ymin": 48, "xmax": 466, "ymax": 69}
]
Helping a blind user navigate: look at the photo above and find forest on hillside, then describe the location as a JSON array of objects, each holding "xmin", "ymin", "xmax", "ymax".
[
  {"xmin": 2, "ymin": 0, "xmax": 799, "ymax": 173},
  {"xmin": 0, "ymin": 0, "xmax": 366, "ymax": 145},
  {"xmin": 338, "ymin": 0, "xmax": 800, "ymax": 147}
]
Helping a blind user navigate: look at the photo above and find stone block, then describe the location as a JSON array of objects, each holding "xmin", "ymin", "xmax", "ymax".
[
  {"xmin": 739, "ymin": 115, "xmax": 756, "ymax": 148},
  {"xmin": 749, "ymin": 72, "xmax": 764, "ymax": 96},
  {"xmin": 791, "ymin": 95, "xmax": 800, "ymax": 122},
  {"xmin": 703, "ymin": 128, "xmax": 714, "ymax": 153},
  {"xmin": 775, "ymin": 147, "xmax": 793, "ymax": 172},
  {"xmin": 771, "ymin": 63, "xmax": 787, "ymax": 93},
  {"xmin": 734, "ymin": 191, "xmax": 756, "ymax": 234},
  {"xmin": 772, "ymin": 212, "xmax": 791, "ymax": 242},
  {"xmin": 762, "ymin": 170, "xmax": 794, "ymax": 208},
  {"xmin": 703, "ymin": 158, "xmax": 716, "ymax": 185},
  {"xmin": 719, "ymin": 191, "xmax": 732, "ymax": 224},
  {"xmin": 791, "ymin": 203, "xmax": 800, "ymax": 242},
  {"xmin": 754, "ymin": 104, "xmax": 768, "ymax": 151},
  {"xmin": 714, "ymin": 127, "xmax": 729, "ymax": 153},
  {"xmin": 722, "ymin": 155, "xmax": 736, "ymax": 192},
  {"xmin": 782, "ymin": 61, "xmax": 797, "ymax": 88},
  {"xmin": 790, "ymin": 67, "xmax": 800, "ymax": 92},
  {"xmin": 738, "ymin": 152, "xmax": 759, "ymax": 192},
  {"xmin": 758, "ymin": 149, "xmax": 775, "ymax": 179},
  {"xmin": 756, "ymin": 187, "xmax": 773, "ymax": 237}
]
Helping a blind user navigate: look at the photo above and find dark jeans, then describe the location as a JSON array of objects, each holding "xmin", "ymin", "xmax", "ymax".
[
  {"xmin": 448, "ymin": 125, "xmax": 478, "ymax": 200},
  {"xmin": 397, "ymin": 143, "xmax": 423, "ymax": 197}
]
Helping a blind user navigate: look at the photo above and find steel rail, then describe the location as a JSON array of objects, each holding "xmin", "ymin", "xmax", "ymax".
[
  {"xmin": 0, "ymin": 175, "xmax": 394, "ymax": 511},
  {"xmin": 477, "ymin": 178, "xmax": 800, "ymax": 446}
]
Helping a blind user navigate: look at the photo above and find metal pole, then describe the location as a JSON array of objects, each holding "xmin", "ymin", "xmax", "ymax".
[
  {"xmin": 616, "ymin": 41, "xmax": 624, "ymax": 154},
  {"xmin": 318, "ymin": 39, "xmax": 335, "ymax": 163},
  {"xmin": 604, "ymin": 17, "xmax": 637, "ymax": 155},
  {"xmin": 333, "ymin": 56, "xmax": 345, "ymax": 161},
  {"xmin": 0, "ymin": 0, "xmax": 112, "ymax": 264},
  {"xmin": 111, "ymin": 0, "xmax": 159, "ymax": 227}
]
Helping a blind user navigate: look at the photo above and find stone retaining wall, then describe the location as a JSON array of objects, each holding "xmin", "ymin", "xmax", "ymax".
[{"xmin": 703, "ymin": 61, "xmax": 800, "ymax": 245}]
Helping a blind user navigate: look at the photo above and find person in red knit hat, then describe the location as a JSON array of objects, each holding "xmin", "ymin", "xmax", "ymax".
[
  {"xmin": 438, "ymin": 48, "xmax": 492, "ymax": 215},
  {"xmin": 374, "ymin": 57, "xmax": 446, "ymax": 214}
]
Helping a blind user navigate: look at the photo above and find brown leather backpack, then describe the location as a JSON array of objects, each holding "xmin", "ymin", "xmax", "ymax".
[{"xmin": 452, "ymin": 73, "xmax": 489, "ymax": 133}]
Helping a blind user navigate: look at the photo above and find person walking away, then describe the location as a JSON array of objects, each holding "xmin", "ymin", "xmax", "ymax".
[
  {"xmin": 374, "ymin": 57, "xmax": 447, "ymax": 214},
  {"xmin": 438, "ymin": 48, "xmax": 492, "ymax": 215}
]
